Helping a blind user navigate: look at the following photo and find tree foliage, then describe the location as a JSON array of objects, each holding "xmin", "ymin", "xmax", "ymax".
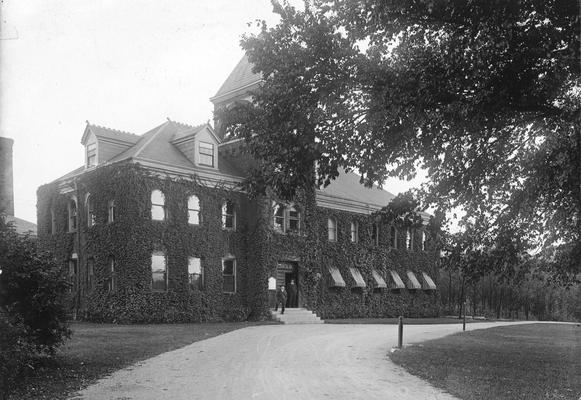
[{"xmin": 219, "ymin": 0, "xmax": 580, "ymax": 271}]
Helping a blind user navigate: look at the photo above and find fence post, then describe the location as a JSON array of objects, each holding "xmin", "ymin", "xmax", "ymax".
[{"xmin": 398, "ymin": 316, "xmax": 404, "ymax": 348}]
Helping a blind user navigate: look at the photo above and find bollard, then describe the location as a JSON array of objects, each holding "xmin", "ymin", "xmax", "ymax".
[
  {"xmin": 398, "ymin": 316, "xmax": 403, "ymax": 348},
  {"xmin": 463, "ymin": 301, "xmax": 467, "ymax": 331}
]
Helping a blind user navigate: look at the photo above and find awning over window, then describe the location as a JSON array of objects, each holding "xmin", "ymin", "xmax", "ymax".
[
  {"xmin": 389, "ymin": 270, "xmax": 405, "ymax": 289},
  {"xmin": 421, "ymin": 272, "xmax": 437, "ymax": 290},
  {"xmin": 406, "ymin": 271, "xmax": 422, "ymax": 290},
  {"xmin": 328, "ymin": 266, "xmax": 346, "ymax": 287},
  {"xmin": 349, "ymin": 267, "xmax": 366, "ymax": 288},
  {"xmin": 371, "ymin": 269, "xmax": 387, "ymax": 288}
]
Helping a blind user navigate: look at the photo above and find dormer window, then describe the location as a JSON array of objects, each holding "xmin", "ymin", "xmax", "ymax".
[
  {"xmin": 86, "ymin": 143, "xmax": 97, "ymax": 167},
  {"xmin": 199, "ymin": 142, "xmax": 214, "ymax": 167}
]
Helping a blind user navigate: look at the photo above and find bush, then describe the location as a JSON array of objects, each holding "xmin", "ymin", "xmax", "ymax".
[{"xmin": 0, "ymin": 216, "xmax": 70, "ymax": 398}]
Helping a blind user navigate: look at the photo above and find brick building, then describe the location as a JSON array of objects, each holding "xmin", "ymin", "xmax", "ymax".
[{"xmin": 36, "ymin": 56, "xmax": 439, "ymax": 322}]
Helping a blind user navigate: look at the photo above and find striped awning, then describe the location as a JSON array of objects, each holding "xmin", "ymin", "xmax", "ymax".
[
  {"xmin": 421, "ymin": 272, "xmax": 437, "ymax": 290},
  {"xmin": 371, "ymin": 269, "xmax": 387, "ymax": 289},
  {"xmin": 328, "ymin": 266, "xmax": 346, "ymax": 287},
  {"xmin": 349, "ymin": 267, "xmax": 366, "ymax": 288},
  {"xmin": 389, "ymin": 270, "xmax": 406, "ymax": 289},
  {"xmin": 406, "ymin": 271, "xmax": 422, "ymax": 290}
]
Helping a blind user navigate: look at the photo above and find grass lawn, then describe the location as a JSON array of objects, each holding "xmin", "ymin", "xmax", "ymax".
[
  {"xmin": 390, "ymin": 323, "xmax": 581, "ymax": 400},
  {"xmin": 325, "ymin": 317, "xmax": 490, "ymax": 325},
  {"xmin": 10, "ymin": 321, "xmax": 276, "ymax": 400}
]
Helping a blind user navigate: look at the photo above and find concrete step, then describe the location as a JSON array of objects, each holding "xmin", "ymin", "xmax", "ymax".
[{"xmin": 270, "ymin": 308, "xmax": 324, "ymax": 324}]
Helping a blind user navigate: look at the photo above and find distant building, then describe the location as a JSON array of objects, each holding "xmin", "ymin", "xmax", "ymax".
[
  {"xmin": 36, "ymin": 56, "xmax": 439, "ymax": 322},
  {"xmin": 0, "ymin": 137, "xmax": 37, "ymax": 236}
]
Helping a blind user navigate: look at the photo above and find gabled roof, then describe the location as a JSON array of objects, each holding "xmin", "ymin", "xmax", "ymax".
[
  {"xmin": 210, "ymin": 55, "xmax": 262, "ymax": 102},
  {"xmin": 81, "ymin": 123, "xmax": 140, "ymax": 145}
]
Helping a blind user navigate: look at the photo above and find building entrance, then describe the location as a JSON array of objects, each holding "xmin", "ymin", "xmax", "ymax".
[{"xmin": 276, "ymin": 262, "xmax": 299, "ymax": 308}]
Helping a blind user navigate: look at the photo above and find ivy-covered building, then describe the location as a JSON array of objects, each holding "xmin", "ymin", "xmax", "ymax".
[{"xmin": 36, "ymin": 56, "xmax": 440, "ymax": 323}]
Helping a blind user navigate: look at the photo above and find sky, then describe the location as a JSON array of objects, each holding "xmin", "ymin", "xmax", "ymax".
[{"xmin": 1, "ymin": 0, "xmax": 424, "ymax": 224}]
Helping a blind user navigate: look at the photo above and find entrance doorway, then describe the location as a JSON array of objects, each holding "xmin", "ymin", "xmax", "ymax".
[{"xmin": 276, "ymin": 262, "xmax": 299, "ymax": 308}]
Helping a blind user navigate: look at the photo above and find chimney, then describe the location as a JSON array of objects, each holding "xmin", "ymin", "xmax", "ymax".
[{"xmin": 0, "ymin": 137, "xmax": 15, "ymax": 215}]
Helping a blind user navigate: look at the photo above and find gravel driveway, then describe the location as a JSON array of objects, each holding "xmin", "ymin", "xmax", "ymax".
[{"xmin": 71, "ymin": 321, "xmax": 535, "ymax": 400}]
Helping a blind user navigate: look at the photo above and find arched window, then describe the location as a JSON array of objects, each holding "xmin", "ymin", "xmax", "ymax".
[
  {"xmin": 350, "ymin": 221, "xmax": 359, "ymax": 243},
  {"xmin": 86, "ymin": 194, "xmax": 95, "ymax": 228},
  {"xmin": 188, "ymin": 195, "xmax": 200, "ymax": 225},
  {"xmin": 273, "ymin": 203, "xmax": 285, "ymax": 232},
  {"xmin": 151, "ymin": 190, "xmax": 166, "ymax": 221},
  {"xmin": 328, "ymin": 217, "xmax": 337, "ymax": 242},
  {"xmin": 108, "ymin": 199, "xmax": 116, "ymax": 223},
  {"xmin": 288, "ymin": 205, "xmax": 300, "ymax": 232},
  {"xmin": 390, "ymin": 226, "xmax": 397, "ymax": 249},
  {"xmin": 222, "ymin": 200, "xmax": 236, "ymax": 229},
  {"xmin": 68, "ymin": 198, "xmax": 78, "ymax": 232}
]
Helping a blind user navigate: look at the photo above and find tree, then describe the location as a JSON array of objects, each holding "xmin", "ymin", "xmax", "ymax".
[
  {"xmin": 0, "ymin": 216, "xmax": 70, "ymax": 396},
  {"xmin": 219, "ymin": 0, "xmax": 580, "ymax": 271}
]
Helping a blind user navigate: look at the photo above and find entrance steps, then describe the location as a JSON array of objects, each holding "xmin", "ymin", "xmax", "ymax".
[{"xmin": 270, "ymin": 308, "xmax": 324, "ymax": 324}]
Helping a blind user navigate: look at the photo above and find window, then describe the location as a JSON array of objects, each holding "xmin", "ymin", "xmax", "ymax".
[
  {"xmin": 406, "ymin": 228, "xmax": 414, "ymax": 251},
  {"xmin": 222, "ymin": 201, "xmax": 236, "ymax": 230},
  {"xmin": 273, "ymin": 203, "xmax": 285, "ymax": 232},
  {"xmin": 86, "ymin": 194, "xmax": 95, "ymax": 228},
  {"xmin": 372, "ymin": 222, "xmax": 379, "ymax": 246},
  {"xmin": 390, "ymin": 226, "xmax": 397, "ymax": 249},
  {"xmin": 151, "ymin": 190, "xmax": 166, "ymax": 221},
  {"xmin": 222, "ymin": 258, "xmax": 236, "ymax": 293},
  {"xmin": 328, "ymin": 218, "xmax": 337, "ymax": 242},
  {"xmin": 86, "ymin": 143, "xmax": 97, "ymax": 167},
  {"xmin": 188, "ymin": 195, "xmax": 200, "ymax": 225},
  {"xmin": 188, "ymin": 257, "xmax": 203, "ymax": 290},
  {"xmin": 87, "ymin": 258, "xmax": 95, "ymax": 290},
  {"xmin": 107, "ymin": 256, "xmax": 116, "ymax": 292},
  {"xmin": 68, "ymin": 198, "xmax": 77, "ymax": 232},
  {"xmin": 68, "ymin": 259, "xmax": 77, "ymax": 293},
  {"xmin": 108, "ymin": 199, "xmax": 116, "ymax": 223},
  {"xmin": 151, "ymin": 252, "xmax": 167, "ymax": 291},
  {"xmin": 50, "ymin": 207, "xmax": 56, "ymax": 234},
  {"xmin": 350, "ymin": 221, "xmax": 359, "ymax": 243},
  {"xmin": 199, "ymin": 142, "xmax": 214, "ymax": 167},
  {"xmin": 288, "ymin": 205, "xmax": 300, "ymax": 232}
]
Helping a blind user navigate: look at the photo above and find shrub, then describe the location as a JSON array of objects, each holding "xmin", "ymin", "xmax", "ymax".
[{"xmin": 0, "ymin": 216, "xmax": 70, "ymax": 397}]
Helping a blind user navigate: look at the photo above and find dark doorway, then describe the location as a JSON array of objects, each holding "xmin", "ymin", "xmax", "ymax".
[{"xmin": 276, "ymin": 262, "xmax": 299, "ymax": 308}]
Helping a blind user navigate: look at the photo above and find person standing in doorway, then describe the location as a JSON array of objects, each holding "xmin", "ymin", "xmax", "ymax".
[
  {"xmin": 288, "ymin": 279, "xmax": 297, "ymax": 308},
  {"xmin": 275, "ymin": 286, "xmax": 287, "ymax": 314}
]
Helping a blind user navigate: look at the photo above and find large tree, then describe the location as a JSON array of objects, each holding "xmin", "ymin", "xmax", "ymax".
[{"xmin": 219, "ymin": 0, "xmax": 580, "ymax": 270}]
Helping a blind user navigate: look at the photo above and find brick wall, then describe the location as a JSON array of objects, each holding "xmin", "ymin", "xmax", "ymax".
[{"xmin": 0, "ymin": 137, "xmax": 15, "ymax": 215}]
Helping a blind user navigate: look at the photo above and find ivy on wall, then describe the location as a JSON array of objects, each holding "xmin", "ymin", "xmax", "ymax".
[{"xmin": 37, "ymin": 163, "xmax": 440, "ymax": 323}]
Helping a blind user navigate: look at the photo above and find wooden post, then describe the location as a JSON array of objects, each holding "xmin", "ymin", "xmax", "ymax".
[
  {"xmin": 463, "ymin": 300, "xmax": 467, "ymax": 331},
  {"xmin": 398, "ymin": 316, "xmax": 404, "ymax": 348}
]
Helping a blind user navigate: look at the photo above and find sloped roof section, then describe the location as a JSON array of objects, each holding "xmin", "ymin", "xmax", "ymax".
[{"xmin": 211, "ymin": 55, "xmax": 261, "ymax": 101}]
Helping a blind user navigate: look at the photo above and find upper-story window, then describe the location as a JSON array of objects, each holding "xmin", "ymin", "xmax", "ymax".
[
  {"xmin": 199, "ymin": 142, "xmax": 214, "ymax": 167},
  {"xmin": 328, "ymin": 217, "xmax": 337, "ymax": 242},
  {"xmin": 86, "ymin": 194, "xmax": 95, "ymax": 228},
  {"xmin": 406, "ymin": 228, "xmax": 414, "ymax": 251},
  {"xmin": 372, "ymin": 222, "xmax": 379, "ymax": 246},
  {"xmin": 390, "ymin": 226, "xmax": 398, "ymax": 249},
  {"xmin": 151, "ymin": 190, "xmax": 166, "ymax": 221},
  {"xmin": 108, "ymin": 199, "xmax": 116, "ymax": 223},
  {"xmin": 222, "ymin": 200, "xmax": 236, "ymax": 230},
  {"xmin": 188, "ymin": 195, "xmax": 200, "ymax": 225},
  {"xmin": 86, "ymin": 143, "xmax": 97, "ymax": 167},
  {"xmin": 68, "ymin": 198, "xmax": 78, "ymax": 232},
  {"xmin": 350, "ymin": 221, "xmax": 359, "ymax": 243}
]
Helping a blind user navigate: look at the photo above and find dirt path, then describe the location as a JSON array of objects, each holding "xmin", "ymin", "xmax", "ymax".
[{"xmin": 71, "ymin": 321, "xmax": 535, "ymax": 400}]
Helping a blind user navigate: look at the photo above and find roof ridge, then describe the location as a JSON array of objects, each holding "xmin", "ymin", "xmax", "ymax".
[{"xmin": 87, "ymin": 121, "xmax": 139, "ymax": 137}]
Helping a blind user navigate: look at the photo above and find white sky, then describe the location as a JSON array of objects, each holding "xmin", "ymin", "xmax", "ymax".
[{"xmin": 1, "ymin": 0, "xmax": 424, "ymax": 224}]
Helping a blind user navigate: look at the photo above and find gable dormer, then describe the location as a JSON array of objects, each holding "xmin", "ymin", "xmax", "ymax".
[
  {"xmin": 171, "ymin": 123, "xmax": 221, "ymax": 170},
  {"xmin": 81, "ymin": 122, "xmax": 140, "ymax": 168}
]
